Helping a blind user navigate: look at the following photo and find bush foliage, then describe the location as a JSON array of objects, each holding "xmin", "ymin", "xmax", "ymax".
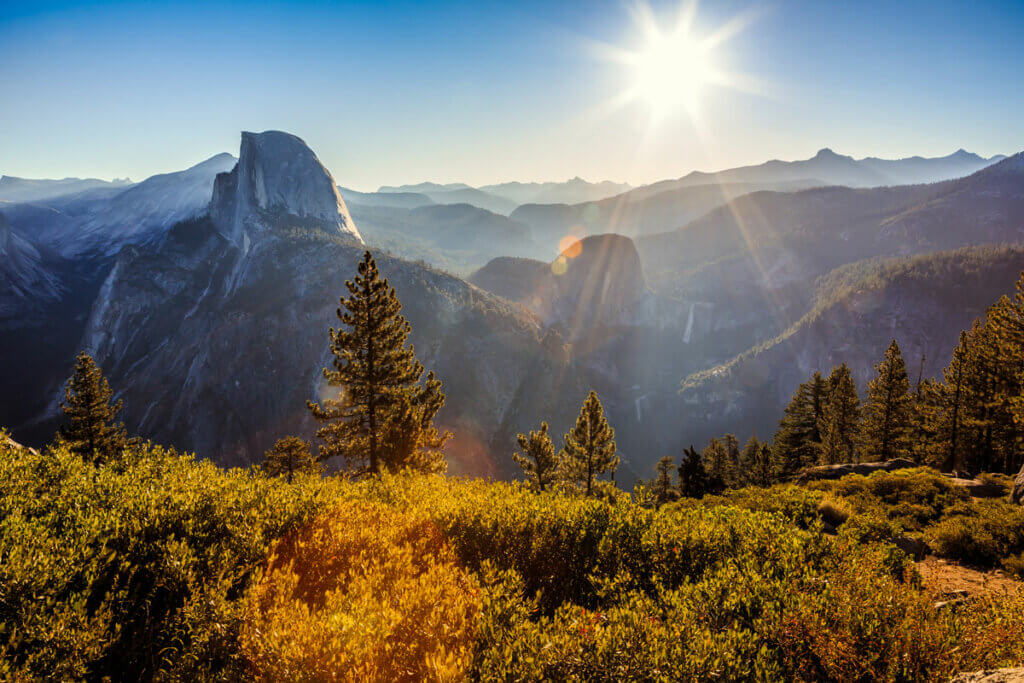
[{"xmin": 2, "ymin": 436, "xmax": 1023, "ymax": 681}]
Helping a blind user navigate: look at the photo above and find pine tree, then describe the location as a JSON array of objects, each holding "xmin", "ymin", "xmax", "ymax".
[
  {"xmin": 58, "ymin": 351, "xmax": 133, "ymax": 464},
  {"xmin": 561, "ymin": 391, "xmax": 619, "ymax": 496},
  {"xmin": 987, "ymin": 275, "xmax": 1024, "ymax": 474},
  {"xmin": 770, "ymin": 379, "xmax": 820, "ymax": 480},
  {"xmin": 703, "ymin": 437, "xmax": 733, "ymax": 493},
  {"xmin": 860, "ymin": 339, "xmax": 913, "ymax": 461},
  {"xmin": 308, "ymin": 251, "xmax": 450, "ymax": 475},
  {"xmin": 651, "ymin": 456, "xmax": 678, "ymax": 507},
  {"xmin": 263, "ymin": 436, "xmax": 319, "ymax": 483},
  {"xmin": 737, "ymin": 435, "xmax": 762, "ymax": 487},
  {"xmin": 677, "ymin": 445, "xmax": 707, "ymax": 498},
  {"xmin": 749, "ymin": 443, "xmax": 775, "ymax": 487},
  {"xmin": 938, "ymin": 331, "xmax": 970, "ymax": 472},
  {"xmin": 513, "ymin": 421, "xmax": 560, "ymax": 491},
  {"xmin": 820, "ymin": 363, "xmax": 860, "ymax": 465},
  {"xmin": 808, "ymin": 371, "xmax": 828, "ymax": 445}
]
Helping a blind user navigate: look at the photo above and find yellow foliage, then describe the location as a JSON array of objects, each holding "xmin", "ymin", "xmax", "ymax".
[{"xmin": 240, "ymin": 501, "xmax": 480, "ymax": 682}]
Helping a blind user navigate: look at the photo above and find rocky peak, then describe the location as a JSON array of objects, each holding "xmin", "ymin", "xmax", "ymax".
[{"xmin": 209, "ymin": 130, "xmax": 361, "ymax": 248}]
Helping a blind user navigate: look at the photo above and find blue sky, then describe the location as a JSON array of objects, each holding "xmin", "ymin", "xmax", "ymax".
[{"xmin": 1, "ymin": 0, "xmax": 1022, "ymax": 190}]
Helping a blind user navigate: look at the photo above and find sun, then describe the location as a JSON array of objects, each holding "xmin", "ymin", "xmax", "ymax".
[
  {"xmin": 631, "ymin": 27, "xmax": 714, "ymax": 114},
  {"xmin": 592, "ymin": 1, "xmax": 761, "ymax": 120}
]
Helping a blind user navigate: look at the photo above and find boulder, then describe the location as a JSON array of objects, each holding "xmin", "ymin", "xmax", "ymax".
[
  {"xmin": 1012, "ymin": 462, "xmax": 1024, "ymax": 505},
  {"xmin": 798, "ymin": 458, "xmax": 918, "ymax": 482},
  {"xmin": 947, "ymin": 477, "xmax": 1008, "ymax": 498},
  {"xmin": 893, "ymin": 534, "xmax": 930, "ymax": 561}
]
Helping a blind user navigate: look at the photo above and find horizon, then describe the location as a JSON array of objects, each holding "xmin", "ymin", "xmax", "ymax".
[
  {"xmin": 2, "ymin": 0, "xmax": 1023, "ymax": 191},
  {"xmin": 0, "ymin": 139, "xmax": 1011, "ymax": 192}
]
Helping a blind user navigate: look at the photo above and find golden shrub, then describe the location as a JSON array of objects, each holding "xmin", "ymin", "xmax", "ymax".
[{"xmin": 240, "ymin": 500, "xmax": 481, "ymax": 682}]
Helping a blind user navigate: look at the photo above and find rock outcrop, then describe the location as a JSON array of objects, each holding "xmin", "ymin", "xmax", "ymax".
[
  {"xmin": 210, "ymin": 131, "xmax": 361, "ymax": 248},
  {"xmin": 1012, "ymin": 462, "xmax": 1024, "ymax": 505},
  {"xmin": 798, "ymin": 458, "xmax": 918, "ymax": 482}
]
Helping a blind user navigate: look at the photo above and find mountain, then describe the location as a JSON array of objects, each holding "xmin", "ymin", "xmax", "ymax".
[
  {"xmin": 510, "ymin": 178, "xmax": 821, "ymax": 246},
  {"xmin": 470, "ymin": 234, "xmax": 650, "ymax": 337},
  {"xmin": 508, "ymin": 149, "xmax": 1003, "ymax": 248},
  {"xmin": 0, "ymin": 213, "xmax": 61, "ymax": 313},
  {"xmin": 634, "ymin": 148, "xmax": 1004, "ymax": 197},
  {"xmin": 1, "ymin": 153, "xmax": 236, "ymax": 257},
  {"xmin": 378, "ymin": 181, "xmax": 472, "ymax": 193},
  {"xmin": 479, "ymin": 177, "xmax": 633, "ymax": 206},
  {"xmin": 209, "ymin": 131, "xmax": 359, "ymax": 247},
  {"xmin": 378, "ymin": 178, "xmax": 634, "ymax": 215},
  {"xmin": 349, "ymin": 202, "xmax": 542, "ymax": 274},
  {"xmin": 0, "ymin": 175, "xmax": 132, "ymax": 203},
  {"xmin": 636, "ymin": 152, "xmax": 1024, "ymax": 295},
  {"xmin": 678, "ymin": 246, "xmax": 1024, "ymax": 445},
  {"xmin": 4, "ymin": 131, "xmax": 565, "ymax": 478},
  {"xmin": 337, "ymin": 186, "xmax": 434, "ymax": 209}
]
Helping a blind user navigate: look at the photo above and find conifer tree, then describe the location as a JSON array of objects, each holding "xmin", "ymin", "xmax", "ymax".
[
  {"xmin": 820, "ymin": 363, "xmax": 860, "ymax": 465},
  {"xmin": 737, "ymin": 435, "xmax": 762, "ymax": 487},
  {"xmin": 987, "ymin": 275, "xmax": 1024, "ymax": 474},
  {"xmin": 749, "ymin": 443, "xmax": 775, "ymax": 487},
  {"xmin": 263, "ymin": 436, "xmax": 319, "ymax": 483},
  {"xmin": 860, "ymin": 340, "xmax": 913, "ymax": 461},
  {"xmin": 677, "ymin": 445, "xmax": 707, "ymax": 498},
  {"xmin": 651, "ymin": 456, "xmax": 678, "ymax": 507},
  {"xmin": 808, "ymin": 371, "xmax": 828, "ymax": 444},
  {"xmin": 703, "ymin": 437, "xmax": 733, "ymax": 493},
  {"xmin": 308, "ymin": 251, "xmax": 450, "ymax": 475},
  {"xmin": 513, "ymin": 421, "xmax": 559, "ymax": 491},
  {"xmin": 770, "ymin": 380, "xmax": 820, "ymax": 480},
  {"xmin": 561, "ymin": 391, "xmax": 618, "ymax": 496},
  {"xmin": 58, "ymin": 351, "xmax": 133, "ymax": 464},
  {"xmin": 938, "ymin": 331, "xmax": 970, "ymax": 472}
]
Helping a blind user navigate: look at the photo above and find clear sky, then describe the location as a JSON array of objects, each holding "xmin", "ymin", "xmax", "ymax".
[{"xmin": 1, "ymin": 0, "xmax": 1022, "ymax": 191}]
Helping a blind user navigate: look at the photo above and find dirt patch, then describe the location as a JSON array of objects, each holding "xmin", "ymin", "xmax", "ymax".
[{"xmin": 916, "ymin": 556, "xmax": 1022, "ymax": 599}]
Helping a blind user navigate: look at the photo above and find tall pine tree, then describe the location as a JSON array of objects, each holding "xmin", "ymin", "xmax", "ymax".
[
  {"xmin": 561, "ymin": 391, "xmax": 618, "ymax": 496},
  {"xmin": 308, "ymin": 251, "xmax": 450, "ymax": 475},
  {"xmin": 820, "ymin": 363, "xmax": 860, "ymax": 465},
  {"xmin": 677, "ymin": 446, "xmax": 707, "ymax": 498},
  {"xmin": 770, "ymin": 379, "xmax": 820, "ymax": 480},
  {"xmin": 513, "ymin": 421, "xmax": 560, "ymax": 492},
  {"xmin": 937, "ymin": 331, "xmax": 970, "ymax": 472},
  {"xmin": 58, "ymin": 351, "xmax": 133, "ymax": 464},
  {"xmin": 860, "ymin": 339, "xmax": 913, "ymax": 461},
  {"xmin": 703, "ymin": 437, "xmax": 733, "ymax": 493}
]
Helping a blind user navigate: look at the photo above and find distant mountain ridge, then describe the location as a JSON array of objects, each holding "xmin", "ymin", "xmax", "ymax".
[{"xmin": 0, "ymin": 175, "xmax": 133, "ymax": 203}]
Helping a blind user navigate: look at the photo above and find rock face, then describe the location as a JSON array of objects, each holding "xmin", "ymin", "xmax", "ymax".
[
  {"xmin": 1012, "ymin": 462, "xmax": 1024, "ymax": 505},
  {"xmin": 61, "ymin": 131, "xmax": 558, "ymax": 476},
  {"xmin": 210, "ymin": 131, "xmax": 360, "ymax": 247},
  {"xmin": 471, "ymin": 233, "xmax": 653, "ymax": 337}
]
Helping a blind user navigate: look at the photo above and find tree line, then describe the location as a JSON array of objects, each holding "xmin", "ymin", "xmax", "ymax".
[{"xmin": 51, "ymin": 253, "xmax": 1024, "ymax": 496}]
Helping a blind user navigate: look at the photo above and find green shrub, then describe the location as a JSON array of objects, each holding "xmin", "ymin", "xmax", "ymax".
[
  {"xmin": 812, "ymin": 468, "xmax": 970, "ymax": 532},
  {"xmin": 924, "ymin": 500, "xmax": 1024, "ymax": 567}
]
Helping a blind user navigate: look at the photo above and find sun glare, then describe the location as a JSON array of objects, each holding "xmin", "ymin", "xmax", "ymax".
[
  {"xmin": 592, "ymin": 1, "xmax": 761, "ymax": 121},
  {"xmin": 632, "ymin": 24, "xmax": 713, "ymax": 114}
]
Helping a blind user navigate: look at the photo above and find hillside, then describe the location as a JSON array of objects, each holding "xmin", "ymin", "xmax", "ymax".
[{"xmin": 679, "ymin": 245, "xmax": 1024, "ymax": 443}]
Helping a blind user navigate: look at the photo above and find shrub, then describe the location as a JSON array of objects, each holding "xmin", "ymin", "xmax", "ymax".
[
  {"xmin": 239, "ymin": 501, "xmax": 480, "ymax": 681},
  {"xmin": 817, "ymin": 494, "xmax": 854, "ymax": 527},
  {"xmin": 924, "ymin": 500, "xmax": 1024, "ymax": 566},
  {"xmin": 812, "ymin": 468, "xmax": 970, "ymax": 532}
]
